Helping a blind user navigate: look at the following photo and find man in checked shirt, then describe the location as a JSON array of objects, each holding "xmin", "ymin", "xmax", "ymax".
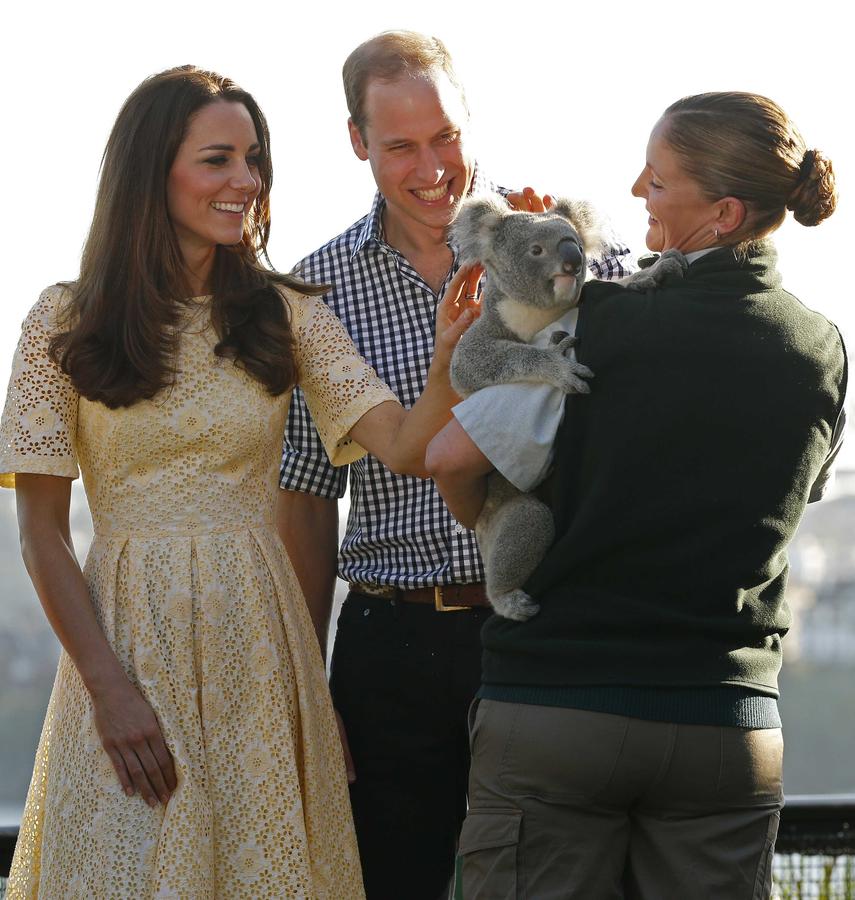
[{"xmin": 277, "ymin": 30, "xmax": 633, "ymax": 900}]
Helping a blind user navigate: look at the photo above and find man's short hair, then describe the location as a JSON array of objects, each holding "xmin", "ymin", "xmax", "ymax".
[{"xmin": 343, "ymin": 30, "xmax": 468, "ymax": 135}]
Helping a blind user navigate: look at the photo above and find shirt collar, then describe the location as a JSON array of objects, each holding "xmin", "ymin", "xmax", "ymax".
[
  {"xmin": 685, "ymin": 246, "xmax": 721, "ymax": 265},
  {"xmin": 352, "ymin": 190, "xmax": 387, "ymax": 258},
  {"xmin": 350, "ymin": 161, "xmax": 497, "ymax": 260}
]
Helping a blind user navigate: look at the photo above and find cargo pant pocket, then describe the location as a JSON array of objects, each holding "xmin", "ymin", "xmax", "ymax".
[
  {"xmin": 753, "ymin": 810, "xmax": 780, "ymax": 899},
  {"xmin": 455, "ymin": 807, "xmax": 522, "ymax": 900}
]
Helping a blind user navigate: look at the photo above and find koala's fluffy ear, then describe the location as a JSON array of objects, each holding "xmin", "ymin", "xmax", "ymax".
[
  {"xmin": 550, "ymin": 197, "xmax": 604, "ymax": 256},
  {"xmin": 451, "ymin": 193, "xmax": 510, "ymax": 264}
]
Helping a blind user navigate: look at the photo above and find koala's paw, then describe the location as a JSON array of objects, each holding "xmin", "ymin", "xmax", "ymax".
[
  {"xmin": 553, "ymin": 355, "xmax": 594, "ymax": 394},
  {"xmin": 552, "ymin": 332, "xmax": 578, "ymax": 355},
  {"xmin": 657, "ymin": 248, "xmax": 690, "ymax": 278},
  {"xmin": 491, "ymin": 589, "xmax": 540, "ymax": 621},
  {"xmin": 623, "ymin": 249, "xmax": 689, "ymax": 291}
]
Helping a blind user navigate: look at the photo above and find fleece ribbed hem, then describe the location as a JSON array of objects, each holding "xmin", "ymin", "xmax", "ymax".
[{"xmin": 477, "ymin": 684, "xmax": 781, "ymax": 728}]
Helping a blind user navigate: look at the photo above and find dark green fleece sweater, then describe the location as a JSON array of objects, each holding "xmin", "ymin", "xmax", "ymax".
[{"xmin": 480, "ymin": 243, "xmax": 846, "ymax": 722}]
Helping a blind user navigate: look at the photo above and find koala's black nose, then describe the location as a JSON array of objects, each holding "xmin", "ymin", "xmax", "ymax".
[{"xmin": 558, "ymin": 238, "xmax": 583, "ymax": 275}]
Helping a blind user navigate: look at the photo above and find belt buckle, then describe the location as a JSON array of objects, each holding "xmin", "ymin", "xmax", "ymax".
[{"xmin": 434, "ymin": 586, "xmax": 467, "ymax": 612}]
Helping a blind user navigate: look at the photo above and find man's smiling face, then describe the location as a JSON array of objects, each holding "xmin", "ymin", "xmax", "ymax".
[{"xmin": 349, "ymin": 70, "xmax": 474, "ymax": 240}]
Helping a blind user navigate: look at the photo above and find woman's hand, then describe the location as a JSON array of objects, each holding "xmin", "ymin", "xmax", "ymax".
[
  {"xmin": 16, "ymin": 473, "xmax": 177, "ymax": 808},
  {"xmin": 347, "ymin": 263, "xmax": 484, "ymax": 477},
  {"xmin": 92, "ymin": 678, "xmax": 177, "ymax": 807},
  {"xmin": 431, "ymin": 262, "xmax": 484, "ymax": 376},
  {"xmin": 507, "ymin": 186, "xmax": 554, "ymax": 213}
]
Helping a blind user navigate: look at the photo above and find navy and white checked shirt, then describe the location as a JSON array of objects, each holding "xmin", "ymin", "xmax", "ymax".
[{"xmin": 280, "ymin": 167, "xmax": 634, "ymax": 588}]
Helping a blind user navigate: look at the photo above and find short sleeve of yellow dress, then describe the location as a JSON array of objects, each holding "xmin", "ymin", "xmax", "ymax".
[
  {"xmin": 1, "ymin": 284, "xmax": 389, "ymax": 900},
  {"xmin": 0, "ymin": 284, "xmax": 79, "ymax": 488},
  {"xmin": 288, "ymin": 290, "xmax": 397, "ymax": 465}
]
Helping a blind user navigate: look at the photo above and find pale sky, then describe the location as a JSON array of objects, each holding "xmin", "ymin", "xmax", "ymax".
[{"xmin": 2, "ymin": 0, "xmax": 852, "ymax": 457}]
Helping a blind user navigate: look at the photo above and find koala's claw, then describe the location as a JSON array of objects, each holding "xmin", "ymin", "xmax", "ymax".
[
  {"xmin": 553, "ymin": 333, "xmax": 579, "ymax": 355},
  {"xmin": 623, "ymin": 248, "xmax": 689, "ymax": 292},
  {"xmin": 554, "ymin": 357, "xmax": 593, "ymax": 394},
  {"xmin": 659, "ymin": 248, "xmax": 690, "ymax": 272},
  {"xmin": 491, "ymin": 588, "xmax": 540, "ymax": 621},
  {"xmin": 550, "ymin": 330, "xmax": 574, "ymax": 348}
]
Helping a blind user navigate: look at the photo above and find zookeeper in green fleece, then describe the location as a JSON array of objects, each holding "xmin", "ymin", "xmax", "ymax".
[{"xmin": 427, "ymin": 91, "xmax": 847, "ymax": 900}]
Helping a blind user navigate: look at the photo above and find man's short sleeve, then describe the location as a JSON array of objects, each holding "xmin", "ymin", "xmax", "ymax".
[{"xmin": 280, "ymin": 385, "xmax": 349, "ymax": 499}]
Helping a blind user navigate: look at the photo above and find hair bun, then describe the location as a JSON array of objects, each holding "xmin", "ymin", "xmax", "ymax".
[{"xmin": 787, "ymin": 149, "xmax": 837, "ymax": 226}]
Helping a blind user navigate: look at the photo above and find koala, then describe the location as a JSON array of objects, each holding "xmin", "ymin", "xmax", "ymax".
[
  {"xmin": 451, "ymin": 194, "xmax": 599, "ymax": 399},
  {"xmin": 450, "ymin": 194, "xmax": 687, "ymax": 621}
]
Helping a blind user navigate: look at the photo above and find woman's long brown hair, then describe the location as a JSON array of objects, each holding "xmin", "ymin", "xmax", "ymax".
[{"xmin": 50, "ymin": 65, "xmax": 324, "ymax": 408}]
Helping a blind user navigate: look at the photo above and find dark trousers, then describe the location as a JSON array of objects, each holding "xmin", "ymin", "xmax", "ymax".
[
  {"xmin": 330, "ymin": 591, "xmax": 490, "ymax": 900},
  {"xmin": 458, "ymin": 701, "xmax": 784, "ymax": 900}
]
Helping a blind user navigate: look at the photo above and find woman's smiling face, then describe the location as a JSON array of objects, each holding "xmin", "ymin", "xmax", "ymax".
[
  {"xmin": 631, "ymin": 118, "xmax": 722, "ymax": 254},
  {"xmin": 166, "ymin": 100, "xmax": 262, "ymax": 263}
]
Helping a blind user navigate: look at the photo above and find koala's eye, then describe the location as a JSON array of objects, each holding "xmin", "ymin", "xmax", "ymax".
[{"xmin": 531, "ymin": 245, "xmax": 543, "ymax": 256}]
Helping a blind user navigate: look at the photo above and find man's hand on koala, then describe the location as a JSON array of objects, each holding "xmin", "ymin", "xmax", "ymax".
[{"xmin": 506, "ymin": 186, "xmax": 554, "ymax": 213}]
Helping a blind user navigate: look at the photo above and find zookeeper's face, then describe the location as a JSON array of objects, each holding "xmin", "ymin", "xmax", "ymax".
[
  {"xmin": 631, "ymin": 118, "xmax": 722, "ymax": 254},
  {"xmin": 167, "ymin": 100, "xmax": 262, "ymax": 267},
  {"xmin": 349, "ymin": 70, "xmax": 474, "ymax": 239}
]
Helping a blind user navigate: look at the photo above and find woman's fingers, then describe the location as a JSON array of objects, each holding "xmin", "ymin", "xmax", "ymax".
[
  {"xmin": 440, "ymin": 305, "xmax": 475, "ymax": 349},
  {"xmin": 438, "ymin": 263, "xmax": 483, "ymax": 325},
  {"xmin": 133, "ymin": 740, "xmax": 172, "ymax": 806},
  {"xmin": 154, "ymin": 739, "xmax": 178, "ymax": 793},
  {"xmin": 112, "ymin": 731, "xmax": 174, "ymax": 807},
  {"xmin": 93, "ymin": 679, "xmax": 176, "ymax": 806},
  {"xmin": 429, "ymin": 262, "xmax": 485, "ymax": 377},
  {"xmin": 442, "ymin": 264, "xmax": 474, "ymax": 315},
  {"xmin": 463, "ymin": 265, "xmax": 485, "ymax": 309},
  {"xmin": 104, "ymin": 744, "xmax": 135, "ymax": 797},
  {"xmin": 123, "ymin": 743, "xmax": 162, "ymax": 807}
]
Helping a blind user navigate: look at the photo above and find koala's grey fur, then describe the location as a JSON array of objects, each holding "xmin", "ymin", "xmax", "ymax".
[
  {"xmin": 450, "ymin": 194, "xmax": 687, "ymax": 621},
  {"xmin": 621, "ymin": 249, "xmax": 689, "ymax": 289},
  {"xmin": 451, "ymin": 194, "xmax": 601, "ymax": 398}
]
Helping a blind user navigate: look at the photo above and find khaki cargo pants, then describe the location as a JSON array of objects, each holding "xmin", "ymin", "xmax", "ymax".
[{"xmin": 456, "ymin": 700, "xmax": 783, "ymax": 900}]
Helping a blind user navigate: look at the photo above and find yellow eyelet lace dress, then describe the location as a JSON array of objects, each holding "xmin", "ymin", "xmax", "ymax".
[{"xmin": 0, "ymin": 285, "xmax": 397, "ymax": 899}]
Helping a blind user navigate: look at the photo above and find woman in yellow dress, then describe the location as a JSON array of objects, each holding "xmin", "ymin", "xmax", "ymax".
[{"xmin": 0, "ymin": 66, "xmax": 476, "ymax": 898}]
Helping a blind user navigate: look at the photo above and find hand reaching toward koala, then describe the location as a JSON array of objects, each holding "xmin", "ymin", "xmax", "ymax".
[{"xmin": 426, "ymin": 262, "xmax": 484, "ymax": 383}]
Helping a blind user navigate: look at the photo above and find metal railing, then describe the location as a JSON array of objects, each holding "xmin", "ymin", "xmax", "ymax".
[
  {"xmin": 0, "ymin": 826, "xmax": 15, "ymax": 896},
  {"xmin": 2, "ymin": 795, "xmax": 854, "ymax": 897},
  {"xmin": 774, "ymin": 795, "xmax": 855, "ymax": 899}
]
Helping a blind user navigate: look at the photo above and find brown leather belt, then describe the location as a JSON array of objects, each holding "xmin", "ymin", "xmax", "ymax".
[{"xmin": 348, "ymin": 582, "xmax": 490, "ymax": 612}]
